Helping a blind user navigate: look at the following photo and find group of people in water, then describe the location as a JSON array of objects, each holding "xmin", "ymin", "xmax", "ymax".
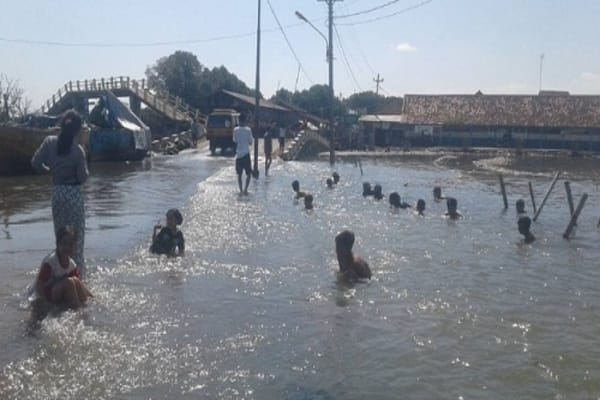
[{"xmin": 28, "ymin": 108, "xmax": 538, "ymax": 311}]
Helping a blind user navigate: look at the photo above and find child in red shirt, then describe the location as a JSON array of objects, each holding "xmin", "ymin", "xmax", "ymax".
[{"xmin": 35, "ymin": 226, "xmax": 93, "ymax": 309}]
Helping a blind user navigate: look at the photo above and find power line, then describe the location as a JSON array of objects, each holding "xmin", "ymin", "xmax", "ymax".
[
  {"xmin": 336, "ymin": 0, "xmax": 433, "ymax": 26},
  {"xmin": 339, "ymin": 2, "xmax": 377, "ymax": 75},
  {"xmin": 0, "ymin": 21, "xmax": 308, "ymax": 48},
  {"xmin": 333, "ymin": 23, "xmax": 363, "ymax": 92},
  {"xmin": 266, "ymin": 0, "xmax": 314, "ymax": 85},
  {"xmin": 335, "ymin": 0, "xmax": 404, "ymax": 19}
]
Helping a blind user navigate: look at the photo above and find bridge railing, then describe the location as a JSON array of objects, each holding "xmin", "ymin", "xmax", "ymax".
[{"xmin": 40, "ymin": 76, "xmax": 205, "ymax": 123}]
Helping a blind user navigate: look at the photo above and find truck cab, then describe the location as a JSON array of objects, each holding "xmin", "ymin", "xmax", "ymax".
[{"xmin": 206, "ymin": 108, "xmax": 240, "ymax": 155}]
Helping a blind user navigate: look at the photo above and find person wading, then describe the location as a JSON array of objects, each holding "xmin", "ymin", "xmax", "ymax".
[{"xmin": 32, "ymin": 110, "xmax": 89, "ymax": 275}]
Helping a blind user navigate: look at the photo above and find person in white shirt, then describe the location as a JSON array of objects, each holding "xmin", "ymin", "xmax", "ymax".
[{"xmin": 233, "ymin": 114, "xmax": 253, "ymax": 195}]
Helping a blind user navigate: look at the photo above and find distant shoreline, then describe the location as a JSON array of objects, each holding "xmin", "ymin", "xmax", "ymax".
[{"xmin": 320, "ymin": 147, "xmax": 600, "ymax": 160}]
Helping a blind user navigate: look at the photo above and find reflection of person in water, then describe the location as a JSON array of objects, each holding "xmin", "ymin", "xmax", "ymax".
[{"xmin": 335, "ymin": 230, "xmax": 371, "ymax": 281}]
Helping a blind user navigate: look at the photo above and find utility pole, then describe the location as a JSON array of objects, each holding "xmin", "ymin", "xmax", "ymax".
[
  {"xmin": 318, "ymin": 0, "xmax": 342, "ymax": 165},
  {"xmin": 538, "ymin": 53, "xmax": 544, "ymax": 93},
  {"xmin": 253, "ymin": 0, "xmax": 261, "ymax": 179},
  {"xmin": 373, "ymin": 74, "xmax": 384, "ymax": 95}
]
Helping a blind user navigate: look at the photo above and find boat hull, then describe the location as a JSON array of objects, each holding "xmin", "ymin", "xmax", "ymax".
[
  {"xmin": 88, "ymin": 128, "xmax": 148, "ymax": 162},
  {"xmin": 0, "ymin": 125, "xmax": 59, "ymax": 175}
]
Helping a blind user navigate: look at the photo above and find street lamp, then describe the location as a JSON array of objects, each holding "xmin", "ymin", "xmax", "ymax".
[{"xmin": 295, "ymin": 10, "xmax": 335, "ymax": 164}]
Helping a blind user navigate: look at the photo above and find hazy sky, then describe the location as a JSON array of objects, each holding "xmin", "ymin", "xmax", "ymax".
[{"xmin": 1, "ymin": 0, "xmax": 599, "ymax": 108}]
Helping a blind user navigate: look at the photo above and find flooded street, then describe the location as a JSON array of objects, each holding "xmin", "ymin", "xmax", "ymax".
[{"xmin": 1, "ymin": 148, "xmax": 600, "ymax": 399}]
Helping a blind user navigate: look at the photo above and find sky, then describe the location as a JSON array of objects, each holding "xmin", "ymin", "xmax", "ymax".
[{"xmin": 1, "ymin": 0, "xmax": 599, "ymax": 109}]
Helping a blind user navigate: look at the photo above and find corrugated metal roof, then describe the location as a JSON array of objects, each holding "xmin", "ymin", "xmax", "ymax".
[
  {"xmin": 402, "ymin": 94, "xmax": 600, "ymax": 128},
  {"xmin": 359, "ymin": 114, "xmax": 407, "ymax": 123},
  {"xmin": 222, "ymin": 89, "xmax": 290, "ymax": 112}
]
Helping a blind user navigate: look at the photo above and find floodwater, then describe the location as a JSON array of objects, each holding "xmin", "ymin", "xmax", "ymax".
[{"xmin": 1, "ymin": 147, "xmax": 600, "ymax": 399}]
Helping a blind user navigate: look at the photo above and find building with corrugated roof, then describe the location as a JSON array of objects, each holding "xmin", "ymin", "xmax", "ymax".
[{"xmin": 359, "ymin": 92, "xmax": 600, "ymax": 151}]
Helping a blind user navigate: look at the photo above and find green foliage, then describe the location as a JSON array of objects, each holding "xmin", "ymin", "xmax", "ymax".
[
  {"xmin": 343, "ymin": 91, "xmax": 385, "ymax": 114},
  {"xmin": 145, "ymin": 51, "xmax": 252, "ymax": 114}
]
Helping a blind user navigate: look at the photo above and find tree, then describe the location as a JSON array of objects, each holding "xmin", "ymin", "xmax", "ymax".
[
  {"xmin": 0, "ymin": 74, "xmax": 32, "ymax": 122},
  {"xmin": 343, "ymin": 91, "xmax": 385, "ymax": 114},
  {"xmin": 270, "ymin": 88, "xmax": 294, "ymax": 105},
  {"xmin": 145, "ymin": 51, "xmax": 203, "ymax": 107},
  {"xmin": 290, "ymin": 84, "xmax": 346, "ymax": 118},
  {"xmin": 145, "ymin": 51, "xmax": 252, "ymax": 114}
]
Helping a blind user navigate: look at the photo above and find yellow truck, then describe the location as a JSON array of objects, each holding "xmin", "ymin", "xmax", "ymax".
[{"xmin": 206, "ymin": 108, "xmax": 240, "ymax": 155}]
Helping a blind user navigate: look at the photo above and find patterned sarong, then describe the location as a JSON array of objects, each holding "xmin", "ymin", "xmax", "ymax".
[{"xmin": 52, "ymin": 185, "xmax": 85, "ymax": 275}]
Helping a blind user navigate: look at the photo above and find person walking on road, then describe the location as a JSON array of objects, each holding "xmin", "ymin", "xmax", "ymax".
[
  {"xmin": 233, "ymin": 114, "xmax": 253, "ymax": 195},
  {"xmin": 278, "ymin": 123, "xmax": 286, "ymax": 156},
  {"xmin": 264, "ymin": 121, "xmax": 274, "ymax": 176}
]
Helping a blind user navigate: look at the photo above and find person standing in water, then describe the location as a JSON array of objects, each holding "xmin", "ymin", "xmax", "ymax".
[
  {"xmin": 264, "ymin": 121, "xmax": 274, "ymax": 176},
  {"xmin": 233, "ymin": 113, "xmax": 253, "ymax": 195},
  {"xmin": 31, "ymin": 110, "xmax": 89, "ymax": 275},
  {"xmin": 518, "ymin": 216, "xmax": 536, "ymax": 243}
]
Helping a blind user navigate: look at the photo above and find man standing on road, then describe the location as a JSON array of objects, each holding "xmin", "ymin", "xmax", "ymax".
[
  {"xmin": 264, "ymin": 121, "xmax": 274, "ymax": 176},
  {"xmin": 233, "ymin": 113, "xmax": 253, "ymax": 195},
  {"xmin": 278, "ymin": 123, "xmax": 286, "ymax": 157}
]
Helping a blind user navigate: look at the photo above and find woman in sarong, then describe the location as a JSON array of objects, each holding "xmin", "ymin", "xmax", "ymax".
[{"xmin": 32, "ymin": 110, "xmax": 89, "ymax": 275}]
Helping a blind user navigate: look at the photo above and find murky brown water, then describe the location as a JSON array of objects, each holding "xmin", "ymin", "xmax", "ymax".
[{"xmin": 1, "ymin": 148, "xmax": 600, "ymax": 399}]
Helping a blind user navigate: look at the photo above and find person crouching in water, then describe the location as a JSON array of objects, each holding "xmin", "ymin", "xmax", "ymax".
[
  {"xmin": 518, "ymin": 216, "xmax": 535, "ymax": 243},
  {"xmin": 292, "ymin": 180, "xmax": 306, "ymax": 199},
  {"xmin": 372, "ymin": 184, "xmax": 385, "ymax": 200},
  {"xmin": 445, "ymin": 197, "xmax": 462, "ymax": 219},
  {"xmin": 151, "ymin": 208, "xmax": 185, "ymax": 257},
  {"xmin": 335, "ymin": 230, "xmax": 372, "ymax": 281},
  {"xmin": 35, "ymin": 225, "xmax": 93, "ymax": 309},
  {"xmin": 332, "ymin": 172, "xmax": 340, "ymax": 185},
  {"xmin": 304, "ymin": 194, "xmax": 314, "ymax": 210},
  {"xmin": 389, "ymin": 192, "xmax": 411, "ymax": 209},
  {"xmin": 416, "ymin": 199, "xmax": 426, "ymax": 216},
  {"xmin": 433, "ymin": 186, "xmax": 445, "ymax": 201}
]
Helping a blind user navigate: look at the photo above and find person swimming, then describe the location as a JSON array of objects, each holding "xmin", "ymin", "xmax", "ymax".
[
  {"xmin": 516, "ymin": 199, "xmax": 527, "ymax": 217},
  {"xmin": 389, "ymin": 192, "xmax": 411, "ymax": 209},
  {"xmin": 332, "ymin": 172, "xmax": 340, "ymax": 184},
  {"xmin": 362, "ymin": 182, "xmax": 374, "ymax": 197},
  {"xmin": 326, "ymin": 178, "xmax": 334, "ymax": 189},
  {"xmin": 518, "ymin": 216, "xmax": 535, "ymax": 243},
  {"xmin": 335, "ymin": 230, "xmax": 371, "ymax": 280},
  {"xmin": 433, "ymin": 186, "xmax": 445, "ymax": 201},
  {"xmin": 292, "ymin": 180, "xmax": 306, "ymax": 198},
  {"xmin": 416, "ymin": 199, "xmax": 426, "ymax": 216},
  {"xmin": 373, "ymin": 184, "xmax": 384, "ymax": 200},
  {"xmin": 445, "ymin": 197, "xmax": 462, "ymax": 219},
  {"xmin": 304, "ymin": 194, "xmax": 314, "ymax": 210}
]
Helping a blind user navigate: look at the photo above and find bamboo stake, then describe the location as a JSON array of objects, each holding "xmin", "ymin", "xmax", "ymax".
[
  {"xmin": 358, "ymin": 158, "xmax": 363, "ymax": 176},
  {"xmin": 528, "ymin": 182, "xmax": 537, "ymax": 214},
  {"xmin": 499, "ymin": 174, "xmax": 508, "ymax": 209},
  {"xmin": 533, "ymin": 172, "xmax": 561, "ymax": 222},
  {"xmin": 564, "ymin": 181, "xmax": 575, "ymax": 216},
  {"xmin": 563, "ymin": 193, "xmax": 588, "ymax": 239}
]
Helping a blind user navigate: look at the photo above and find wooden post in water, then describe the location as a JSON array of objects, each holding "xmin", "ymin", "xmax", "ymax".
[
  {"xmin": 528, "ymin": 182, "xmax": 537, "ymax": 214},
  {"xmin": 563, "ymin": 193, "xmax": 588, "ymax": 239},
  {"xmin": 499, "ymin": 174, "xmax": 508, "ymax": 209},
  {"xmin": 564, "ymin": 181, "xmax": 575, "ymax": 216},
  {"xmin": 533, "ymin": 172, "xmax": 561, "ymax": 221}
]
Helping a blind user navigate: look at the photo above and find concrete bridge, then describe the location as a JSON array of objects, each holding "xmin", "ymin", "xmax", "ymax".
[
  {"xmin": 282, "ymin": 129, "xmax": 330, "ymax": 161},
  {"xmin": 40, "ymin": 76, "xmax": 205, "ymax": 123}
]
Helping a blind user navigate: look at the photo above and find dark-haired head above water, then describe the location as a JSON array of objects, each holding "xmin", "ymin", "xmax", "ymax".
[
  {"xmin": 373, "ymin": 184, "xmax": 384, "ymax": 200},
  {"xmin": 516, "ymin": 199, "xmax": 526, "ymax": 215},
  {"xmin": 362, "ymin": 182, "xmax": 373, "ymax": 197},
  {"xmin": 445, "ymin": 197, "xmax": 461, "ymax": 219},
  {"xmin": 304, "ymin": 194, "xmax": 314, "ymax": 210},
  {"xmin": 335, "ymin": 230, "xmax": 371, "ymax": 280},
  {"xmin": 433, "ymin": 186, "xmax": 444, "ymax": 201},
  {"xmin": 332, "ymin": 172, "xmax": 340, "ymax": 184},
  {"xmin": 518, "ymin": 216, "xmax": 535, "ymax": 243}
]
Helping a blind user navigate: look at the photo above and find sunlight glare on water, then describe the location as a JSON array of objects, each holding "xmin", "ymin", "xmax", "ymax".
[{"xmin": 1, "ymin": 153, "xmax": 600, "ymax": 399}]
